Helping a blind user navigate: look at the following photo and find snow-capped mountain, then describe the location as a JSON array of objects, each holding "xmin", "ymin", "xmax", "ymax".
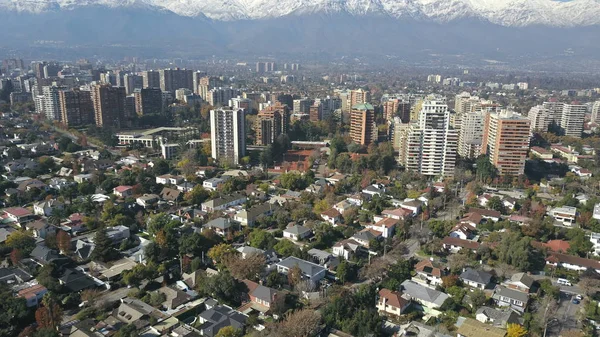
[{"xmin": 1, "ymin": 0, "xmax": 600, "ymax": 27}]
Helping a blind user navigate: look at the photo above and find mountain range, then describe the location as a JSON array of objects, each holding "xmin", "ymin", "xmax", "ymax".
[
  {"xmin": 0, "ymin": 0, "xmax": 599, "ymax": 62},
  {"xmin": 2, "ymin": 0, "xmax": 600, "ymax": 26}
]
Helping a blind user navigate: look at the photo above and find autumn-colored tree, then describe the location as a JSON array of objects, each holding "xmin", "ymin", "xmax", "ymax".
[
  {"xmin": 80, "ymin": 289, "xmax": 101, "ymax": 304},
  {"xmin": 155, "ymin": 229, "xmax": 168, "ymax": 248},
  {"xmin": 56, "ymin": 230, "xmax": 71, "ymax": 254},
  {"xmin": 35, "ymin": 303, "xmax": 62, "ymax": 330},
  {"xmin": 223, "ymin": 252, "xmax": 266, "ymax": 281},
  {"xmin": 207, "ymin": 244, "xmax": 236, "ymax": 267},
  {"xmin": 506, "ymin": 323, "xmax": 527, "ymax": 337},
  {"xmin": 10, "ymin": 248, "xmax": 22, "ymax": 266},
  {"xmin": 287, "ymin": 265, "xmax": 303, "ymax": 287},
  {"xmin": 442, "ymin": 275, "xmax": 459, "ymax": 289}
]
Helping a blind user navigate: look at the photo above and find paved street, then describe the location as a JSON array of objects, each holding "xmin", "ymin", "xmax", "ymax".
[{"xmin": 547, "ymin": 291, "xmax": 582, "ymax": 337}]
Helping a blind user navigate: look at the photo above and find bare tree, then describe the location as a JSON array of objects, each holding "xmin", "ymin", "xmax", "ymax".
[
  {"xmin": 359, "ymin": 257, "xmax": 391, "ymax": 281},
  {"xmin": 579, "ymin": 277, "xmax": 600, "ymax": 296},
  {"xmin": 295, "ymin": 279, "xmax": 316, "ymax": 294},
  {"xmin": 223, "ymin": 252, "xmax": 266, "ymax": 281},
  {"xmin": 269, "ymin": 309, "xmax": 321, "ymax": 337},
  {"xmin": 535, "ymin": 295, "xmax": 559, "ymax": 337}
]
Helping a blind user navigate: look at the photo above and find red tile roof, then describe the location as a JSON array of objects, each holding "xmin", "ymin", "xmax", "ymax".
[
  {"xmin": 378, "ymin": 288, "xmax": 409, "ymax": 309},
  {"xmin": 374, "ymin": 217, "xmax": 399, "ymax": 228},
  {"xmin": 442, "ymin": 237, "xmax": 480, "ymax": 250},
  {"xmin": 114, "ymin": 185, "xmax": 133, "ymax": 193},
  {"xmin": 4, "ymin": 207, "xmax": 32, "ymax": 217},
  {"xmin": 321, "ymin": 208, "xmax": 341, "ymax": 218},
  {"xmin": 18, "ymin": 284, "xmax": 46, "ymax": 299}
]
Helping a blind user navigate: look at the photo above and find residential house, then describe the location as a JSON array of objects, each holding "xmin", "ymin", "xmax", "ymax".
[
  {"xmin": 113, "ymin": 186, "xmax": 133, "ymax": 198},
  {"xmin": 475, "ymin": 306, "xmax": 522, "ymax": 328},
  {"xmin": 478, "ymin": 194, "xmax": 494, "ymax": 207},
  {"xmin": 283, "ymin": 224, "xmax": 312, "ymax": 241},
  {"xmin": 74, "ymin": 240, "xmax": 94, "ymax": 260},
  {"xmin": 17, "ymin": 284, "xmax": 48, "ymax": 307},
  {"xmin": 347, "ymin": 194, "xmax": 366, "ymax": 207},
  {"xmin": 508, "ymin": 215, "xmax": 532, "ymax": 226},
  {"xmin": 25, "ymin": 220, "xmax": 51, "ymax": 239},
  {"xmin": 0, "ymin": 267, "xmax": 33, "ymax": 284},
  {"xmin": 202, "ymin": 218, "xmax": 234, "ymax": 237},
  {"xmin": 449, "ymin": 224, "xmax": 476, "ymax": 240},
  {"xmin": 58, "ymin": 268, "xmax": 98, "ymax": 292},
  {"xmin": 492, "ymin": 286, "xmax": 529, "ymax": 312},
  {"xmin": 504, "ymin": 272, "xmax": 535, "ymax": 294},
  {"xmin": 456, "ymin": 318, "xmax": 507, "ymax": 337},
  {"xmin": 201, "ymin": 193, "xmax": 247, "ymax": 213},
  {"xmin": 367, "ymin": 217, "xmax": 398, "ymax": 238},
  {"xmin": 362, "ymin": 184, "xmax": 385, "ymax": 196},
  {"xmin": 74, "ymin": 174, "xmax": 94, "ymax": 183},
  {"xmin": 203, "ymin": 177, "xmax": 227, "ymax": 191},
  {"xmin": 460, "ymin": 268, "xmax": 493, "ymax": 289},
  {"xmin": 307, "ymin": 248, "xmax": 334, "ymax": 266},
  {"xmin": 305, "ymin": 183, "xmax": 325, "ymax": 194},
  {"xmin": 178, "ymin": 207, "xmax": 206, "ymax": 222},
  {"xmin": 332, "ymin": 239, "xmax": 365, "ymax": 260},
  {"xmin": 382, "ymin": 208, "xmax": 413, "ymax": 221},
  {"xmin": 276, "ymin": 256, "xmax": 327, "ymax": 283},
  {"xmin": 3, "ymin": 207, "xmax": 35, "ymax": 225},
  {"xmin": 236, "ymin": 246, "xmax": 265, "ymax": 259},
  {"xmin": 197, "ymin": 304, "xmax": 247, "ymax": 337},
  {"xmin": 333, "ymin": 200, "xmax": 354, "ymax": 215},
  {"xmin": 460, "ymin": 212, "xmax": 483, "ymax": 228},
  {"xmin": 548, "ymin": 206, "xmax": 577, "ymax": 226},
  {"xmin": 352, "ymin": 229, "xmax": 382, "ymax": 248},
  {"xmin": 33, "ymin": 199, "xmax": 64, "ymax": 216},
  {"xmin": 136, "ymin": 194, "xmax": 160, "ymax": 208},
  {"xmin": 467, "ymin": 208, "xmax": 501, "ymax": 222},
  {"xmin": 242, "ymin": 279, "xmax": 279, "ymax": 311},
  {"xmin": 48, "ymin": 177, "xmax": 75, "ymax": 190},
  {"xmin": 177, "ymin": 182, "xmax": 196, "ymax": 193},
  {"xmin": 400, "ymin": 200, "xmax": 423, "ymax": 216},
  {"xmin": 400, "ymin": 280, "xmax": 449, "ymax": 310},
  {"xmin": 546, "ymin": 252, "xmax": 600, "ymax": 273},
  {"xmin": 320, "ymin": 208, "xmax": 342, "ymax": 226},
  {"xmin": 0, "ymin": 227, "xmax": 14, "ymax": 243},
  {"xmin": 161, "ymin": 187, "xmax": 182, "ymax": 203},
  {"xmin": 103, "ymin": 226, "xmax": 131, "ymax": 244},
  {"xmin": 413, "ymin": 259, "xmax": 445, "ymax": 287},
  {"xmin": 531, "ymin": 146, "xmax": 553, "ymax": 160},
  {"xmin": 114, "ymin": 298, "xmax": 166, "ymax": 330},
  {"xmin": 234, "ymin": 203, "xmax": 277, "ymax": 227},
  {"xmin": 399, "ymin": 322, "xmax": 452, "ymax": 337},
  {"xmin": 157, "ymin": 286, "xmax": 192, "ymax": 311},
  {"xmin": 442, "ymin": 237, "xmax": 480, "ymax": 253},
  {"xmin": 377, "ymin": 288, "xmax": 411, "ymax": 317},
  {"xmin": 17, "ymin": 179, "xmax": 48, "ymax": 192},
  {"xmin": 156, "ymin": 174, "xmax": 184, "ymax": 185}
]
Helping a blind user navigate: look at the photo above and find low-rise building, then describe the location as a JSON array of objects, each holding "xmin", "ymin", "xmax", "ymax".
[
  {"xmin": 283, "ymin": 224, "xmax": 312, "ymax": 241},
  {"xmin": 548, "ymin": 206, "xmax": 577, "ymax": 226},
  {"xmin": 113, "ymin": 185, "xmax": 133, "ymax": 198},
  {"xmin": 377, "ymin": 288, "xmax": 411, "ymax": 317},
  {"xmin": 400, "ymin": 280, "xmax": 449, "ymax": 310},
  {"xmin": 276, "ymin": 256, "xmax": 327, "ymax": 283},
  {"xmin": 136, "ymin": 194, "xmax": 160, "ymax": 208},
  {"xmin": 201, "ymin": 193, "xmax": 247, "ymax": 213},
  {"xmin": 202, "ymin": 218, "xmax": 234, "ymax": 237},
  {"xmin": 33, "ymin": 199, "xmax": 64, "ymax": 216},
  {"xmin": 460, "ymin": 268, "xmax": 492, "ymax": 289},
  {"xmin": 17, "ymin": 284, "xmax": 48, "ymax": 307},
  {"xmin": 492, "ymin": 286, "xmax": 529, "ymax": 312}
]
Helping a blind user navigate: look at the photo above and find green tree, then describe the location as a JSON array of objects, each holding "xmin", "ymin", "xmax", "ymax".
[
  {"xmin": 567, "ymin": 228, "xmax": 594, "ymax": 257},
  {"xmin": 0, "ymin": 284, "xmax": 30, "ymax": 336},
  {"xmin": 185, "ymin": 185, "xmax": 210, "ymax": 205},
  {"xmin": 207, "ymin": 243, "xmax": 236, "ymax": 266},
  {"xmin": 5, "ymin": 231, "xmax": 36, "ymax": 256},
  {"xmin": 179, "ymin": 232, "xmax": 214, "ymax": 257},
  {"xmin": 470, "ymin": 289, "xmax": 487, "ymax": 310},
  {"xmin": 476, "ymin": 155, "xmax": 497, "ymax": 182},
  {"xmin": 198, "ymin": 271, "xmax": 247, "ymax": 306},
  {"xmin": 248, "ymin": 229, "xmax": 277, "ymax": 250},
  {"xmin": 487, "ymin": 196, "xmax": 506, "ymax": 214},
  {"xmin": 91, "ymin": 228, "xmax": 119, "ymax": 262},
  {"xmin": 215, "ymin": 326, "xmax": 243, "ymax": 337},
  {"xmin": 152, "ymin": 159, "xmax": 170, "ymax": 176},
  {"xmin": 273, "ymin": 239, "xmax": 298, "ymax": 257},
  {"xmin": 114, "ymin": 324, "xmax": 138, "ymax": 337},
  {"xmin": 336, "ymin": 261, "xmax": 356, "ymax": 284},
  {"xmin": 381, "ymin": 259, "xmax": 413, "ymax": 291}
]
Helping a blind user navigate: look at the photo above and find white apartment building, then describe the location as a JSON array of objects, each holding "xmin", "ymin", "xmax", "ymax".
[
  {"xmin": 542, "ymin": 101, "xmax": 564, "ymax": 124},
  {"xmin": 42, "ymin": 85, "xmax": 65, "ymax": 121},
  {"xmin": 592, "ymin": 101, "xmax": 600, "ymax": 124},
  {"xmin": 401, "ymin": 97, "xmax": 457, "ymax": 177},
  {"xmin": 458, "ymin": 111, "xmax": 485, "ymax": 159},
  {"xmin": 560, "ymin": 103, "xmax": 586, "ymax": 138},
  {"xmin": 210, "ymin": 108, "xmax": 246, "ymax": 165},
  {"xmin": 205, "ymin": 87, "xmax": 240, "ymax": 107},
  {"xmin": 590, "ymin": 232, "xmax": 600, "ymax": 256},
  {"xmin": 528, "ymin": 105, "xmax": 551, "ymax": 132}
]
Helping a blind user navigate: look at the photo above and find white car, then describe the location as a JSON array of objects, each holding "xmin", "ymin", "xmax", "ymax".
[{"xmin": 576, "ymin": 294, "xmax": 583, "ymax": 300}]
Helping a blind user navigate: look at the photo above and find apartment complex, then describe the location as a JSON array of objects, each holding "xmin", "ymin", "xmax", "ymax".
[
  {"xmin": 254, "ymin": 105, "xmax": 290, "ymax": 146},
  {"xmin": 458, "ymin": 111, "xmax": 486, "ymax": 159},
  {"xmin": 92, "ymin": 84, "xmax": 127, "ymax": 128},
  {"xmin": 210, "ymin": 108, "xmax": 246, "ymax": 165},
  {"xmin": 350, "ymin": 103, "xmax": 377, "ymax": 146},
  {"xmin": 59, "ymin": 89, "xmax": 94, "ymax": 127},
  {"xmin": 383, "ymin": 98, "xmax": 411, "ymax": 122},
  {"xmin": 134, "ymin": 88, "xmax": 163, "ymax": 116},
  {"xmin": 42, "ymin": 85, "xmax": 65, "ymax": 121},
  {"xmin": 481, "ymin": 111, "xmax": 531, "ymax": 176},
  {"xmin": 158, "ymin": 68, "xmax": 194, "ymax": 93},
  {"xmin": 528, "ymin": 105, "xmax": 551, "ymax": 132},
  {"xmin": 350, "ymin": 89, "xmax": 371, "ymax": 108},
  {"xmin": 560, "ymin": 103, "xmax": 586, "ymax": 138},
  {"xmin": 401, "ymin": 98, "xmax": 458, "ymax": 177},
  {"xmin": 142, "ymin": 70, "xmax": 160, "ymax": 89}
]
